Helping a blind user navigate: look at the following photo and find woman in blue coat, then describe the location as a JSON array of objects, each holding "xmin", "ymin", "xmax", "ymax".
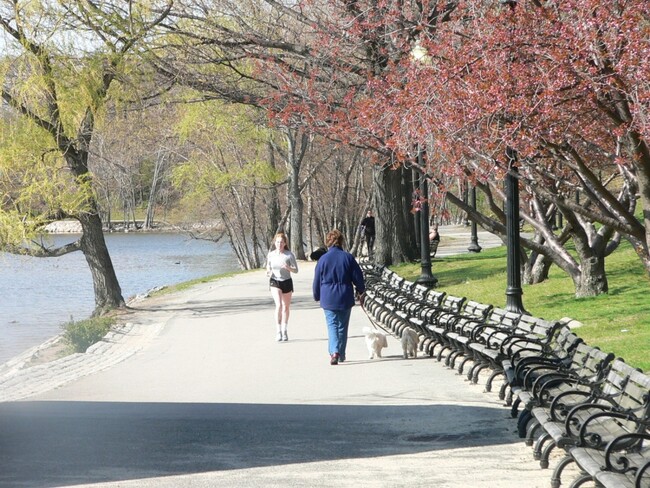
[{"xmin": 313, "ymin": 229, "xmax": 366, "ymax": 365}]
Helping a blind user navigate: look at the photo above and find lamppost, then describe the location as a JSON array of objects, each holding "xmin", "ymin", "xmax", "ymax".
[
  {"xmin": 500, "ymin": 0, "xmax": 526, "ymax": 314},
  {"xmin": 415, "ymin": 146, "xmax": 438, "ymax": 287},
  {"xmin": 413, "ymin": 168, "xmax": 421, "ymax": 249},
  {"xmin": 467, "ymin": 186, "xmax": 482, "ymax": 253},
  {"xmin": 504, "ymin": 148, "xmax": 526, "ymax": 314},
  {"xmin": 410, "ymin": 43, "xmax": 437, "ymax": 287}
]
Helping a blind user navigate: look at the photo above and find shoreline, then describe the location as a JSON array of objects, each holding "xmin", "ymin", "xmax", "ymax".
[
  {"xmin": 0, "ymin": 290, "xmax": 156, "ymax": 375},
  {"xmin": 43, "ymin": 220, "xmax": 221, "ymax": 234}
]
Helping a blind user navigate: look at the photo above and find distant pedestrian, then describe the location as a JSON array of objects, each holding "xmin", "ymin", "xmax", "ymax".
[
  {"xmin": 360, "ymin": 210, "xmax": 376, "ymax": 257},
  {"xmin": 313, "ymin": 229, "xmax": 366, "ymax": 365},
  {"xmin": 266, "ymin": 232, "xmax": 299, "ymax": 342},
  {"xmin": 429, "ymin": 224, "xmax": 440, "ymax": 244},
  {"xmin": 429, "ymin": 223, "xmax": 440, "ymax": 257}
]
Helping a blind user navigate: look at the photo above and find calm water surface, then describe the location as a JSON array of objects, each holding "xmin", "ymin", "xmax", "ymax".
[{"xmin": 0, "ymin": 233, "xmax": 239, "ymax": 364}]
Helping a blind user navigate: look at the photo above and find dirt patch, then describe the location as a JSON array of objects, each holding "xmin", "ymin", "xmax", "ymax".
[{"xmin": 24, "ymin": 337, "xmax": 71, "ymax": 367}]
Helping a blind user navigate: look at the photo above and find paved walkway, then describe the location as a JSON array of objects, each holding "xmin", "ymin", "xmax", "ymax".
[{"xmin": 0, "ymin": 226, "xmax": 561, "ymax": 488}]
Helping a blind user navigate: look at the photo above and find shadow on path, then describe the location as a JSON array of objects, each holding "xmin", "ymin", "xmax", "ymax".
[{"xmin": 0, "ymin": 401, "xmax": 518, "ymax": 487}]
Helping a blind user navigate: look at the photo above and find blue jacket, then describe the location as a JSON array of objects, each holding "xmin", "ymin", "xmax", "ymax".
[{"xmin": 313, "ymin": 246, "xmax": 365, "ymax": 310}]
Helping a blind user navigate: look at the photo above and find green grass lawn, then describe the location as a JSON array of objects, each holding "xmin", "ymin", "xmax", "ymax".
[{"xmin": 392, "ymin": 242, "xmax": 650, "ymax": 372}]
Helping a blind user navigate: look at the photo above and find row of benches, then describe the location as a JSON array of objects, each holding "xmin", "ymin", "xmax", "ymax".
[{"xmin": 361, "ymin": 264, "xmax": 650, "ymax": 488}]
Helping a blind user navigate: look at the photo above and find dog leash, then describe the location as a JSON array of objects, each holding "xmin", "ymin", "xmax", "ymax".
[{"xmin": 358, "ymin": 294, "xmax": 393, "ymax": 336}]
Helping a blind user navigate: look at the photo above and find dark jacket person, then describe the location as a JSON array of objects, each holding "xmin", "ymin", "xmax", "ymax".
[{"xmin": 313, "ymin": 229, "xmax": 365, "ymax": 365}]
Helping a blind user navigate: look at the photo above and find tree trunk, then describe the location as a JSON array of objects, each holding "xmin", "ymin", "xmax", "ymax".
[
  {"xmin": 267, "ymin": 139, "xmax": 281, "ymax": 243},
  {"xmin": 524, "ymin": 252, "xmax": 552, "ymax": 285},
  {"xmin": 144, "ymin": 152, "xmax": 165, "ymax": 230},
  {"xmin": 522, "ymin": 231, "xmax": 553, "ymax": 285},
  {"xmin": 373, "ymin": 164, "xmax": 417, "ymax": 266},
  {"xmin": 572, "ymin": 255, "xmax": 609, "ymax": 298},
  {"xmin": 249, "ymin": 182, "xmax": 262, "ymax": 268},
  {"xmin": 78, "ymin": 212, "xmax": 125, "ymax": 315},
  {"xmin": 286, "ymin": 130, "xmax": 307, "ymax": 260}
]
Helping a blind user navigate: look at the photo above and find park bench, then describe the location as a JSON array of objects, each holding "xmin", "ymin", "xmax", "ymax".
[
  {"xmin": 443, "ymin": 300, "xmax": 494, "ymax": 369},
  {"xmin": 564, "ymin": 423, "xmax": 650, "ymax": 488},
  {"xmin": 504, "ymin": 323, "xmax": 583, "ymax": 396},
  {"xmin": 362, "ymin": 265, "xmax": 648, "ymax": 488},
  {"xmin": 372, "ymin": 273, "xmax": 407, "ymax": 304},
  {"xmin": 385, "ymin": 290, "xmax": 449, "ymax": 350},
  {"xmin": 360, "ymin": 267, "xmax": 445, "ymax": 348},
  {"xmin": 516, "ymin": 343, "xmax": 615, "ymax": 446},
  {"xmin": 443, "ymin": 306, "xmax": 519, "ymax": 378},
  {"xmin": 529, "ymin": 360, "xmax": 648, "ymax": 470},
  {"xmin": 501, "ymin": 324, "xmax": 583, "ymax": 408},
  {"xmin": 506, "ymin": 332, "xmax": 598, "ymax": 418},
  {"xmin": 401, "ymin": 283, "xmax": 435, "ymax": 317},
  {"xmin": 424, "ymin": 294, "xmax": 467, "ymax": 359},
  {"xmin": 391, "ymin": 278, "xmax": 418, "ymax": 311},
  {"xmin": 467, "ymin": 314, "xmax": 559, "ymax": 393},
  {"xmin": 362, "ymin": 289, "xmax": 389, "ymax": 325},
  {"xmin": 360, "ymin": 263, "xmax": 388, "ymax": 289},
  {"xmin": 545, "ymin": 361, "xmax": 650, "ymax": 487},
  {"xmin": 461, "ymin": 308, "xmax": 521, "ymax": 380},
  {"xmin": 408, "ymin": 289, "xmax": 447, "ymax": 352},
  {"xmin": 361, "ymin": 289, "xmax": 407, "ymax": 340},
  {"xmin": 416, "ymin": 289, "xmax": 447, "ymax": 322},
  {"xmin": 360, "ymin": 273, "xmax": 434, "ymax": 349}
]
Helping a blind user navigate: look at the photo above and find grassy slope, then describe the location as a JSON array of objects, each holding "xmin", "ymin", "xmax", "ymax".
[{"xmin": 392, "ymin": 242, "xmax": 650, "ymax": 372}]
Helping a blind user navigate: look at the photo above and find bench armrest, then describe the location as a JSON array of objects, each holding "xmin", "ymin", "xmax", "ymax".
[
  {"xmin": 511, "ymin": 349, "xmax": 559, "ymax": 367},
  {"xmin": 547, "ymin": 389, "xmax": 593, "ymax": 422},
  {"xmin": 604, "ymin": 432, "xmax": 650, "ymax": 473},
  {"xmin": 503, "ymin": 337, "xmax": 544, "ymax": 357},
  {"xmin": 515, "ymin": 357, "xmax": 565, "ymax": 385},
  {"xmin": 531, "ymin": 371, "xmax": 581, "ymax": 398},
  {"xmin": 575, "ymin": 410, "xmax": 642, "ymax": 449},
  {"xmin": 470, "ymin": 323, "xmax": 499, "ymax": 343}
]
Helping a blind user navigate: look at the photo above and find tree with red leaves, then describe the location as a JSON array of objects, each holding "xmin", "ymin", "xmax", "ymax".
[{"xmin": 329, "ymin": 0, "xmax": 650, "ymax": 295}]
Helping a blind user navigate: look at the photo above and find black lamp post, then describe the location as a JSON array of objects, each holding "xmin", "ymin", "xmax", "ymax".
[
  {"xmin": 467, "ymin": 186, "xmax": 482, "ymax": 253},
  {"xmin": 415, "ymin": 147, "xmax": 437, "ymax": 287},
  {"xmin": 504, "ymin": 148, "xmax": 526, "ymax": 314},
  {"xmin": 499, "ymin": 0, "xmax": 526, "ymax": 314},
  {"xmin": 413, "ymin": 168, "xmax": 421, "ymax": 249}
]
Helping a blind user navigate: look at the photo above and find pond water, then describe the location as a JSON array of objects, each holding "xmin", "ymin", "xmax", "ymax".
[{"xmin": 0, "ymin": 233, "xmax": 239, "ymax": 364}]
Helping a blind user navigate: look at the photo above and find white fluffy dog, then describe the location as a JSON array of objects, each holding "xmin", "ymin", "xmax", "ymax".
[
  {"xmin": 363, "ymin": 327, "xmax": 388, "ymax": 359},
  {"xmin": 401, "ymin": 327, "xmax": 419, "ymax": 359}
]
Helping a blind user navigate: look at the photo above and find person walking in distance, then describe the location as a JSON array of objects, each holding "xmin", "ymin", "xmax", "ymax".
[
  {"xmin": 266, "ymin": 232, "xmax": 299, "ymax": 341},
  {"xmin": 313, "ymin": 229, "xmax": 366, "ymax": 365},
  {"xmin": 360, "ymin": 210, "xmax": 376, "ymax": 258},
  {"xmin": 429, "ymin": 223, "xmax": 440, "ymax": 245}
]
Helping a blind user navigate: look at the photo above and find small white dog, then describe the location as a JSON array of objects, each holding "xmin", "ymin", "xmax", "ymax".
[
  {"xmin": 401, "ymin": 327, "xmax": 419, "ymax": 359},
  {"xmin": 363, "ymin": 327, "xmax": 388, "ymax": 359}
]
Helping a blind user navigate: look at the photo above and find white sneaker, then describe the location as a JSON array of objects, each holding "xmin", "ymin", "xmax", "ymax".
[
  {"xmin": 276, "ymin": 332, "xmax": 282, "ymax": 342},
  {"xmin": 282, "ymin": 331, "xmax": 288, "ymax": 341}
]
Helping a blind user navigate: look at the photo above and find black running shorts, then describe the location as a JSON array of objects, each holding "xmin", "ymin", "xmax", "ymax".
[{"xmin": 269, "ymin": 277, "xmax": 294, "ymax": 294}]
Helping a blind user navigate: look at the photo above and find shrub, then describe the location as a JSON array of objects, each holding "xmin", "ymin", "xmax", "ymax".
[{"xmin": 62, "ymin": 317, "xmax": 115, "ymax": 353}]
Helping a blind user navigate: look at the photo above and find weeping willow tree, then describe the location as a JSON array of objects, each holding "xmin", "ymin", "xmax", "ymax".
[
  {"xmin": 0, "ymin": 114, "xmax": 92, "ymax": 244},
  {"xmin": 0, "ymin": 0, "xmax": 172, "ymax": 314}
]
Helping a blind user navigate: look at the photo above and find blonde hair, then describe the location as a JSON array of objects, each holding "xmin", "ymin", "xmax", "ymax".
[{"xmin": 325, "ymin": 229, "xmax": 344, "ymax": 248}]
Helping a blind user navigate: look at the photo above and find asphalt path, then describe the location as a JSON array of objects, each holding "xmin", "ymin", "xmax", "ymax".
[{"xmin": 0, "ymin": 226, "xmax": 564, "ymax": 488}]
